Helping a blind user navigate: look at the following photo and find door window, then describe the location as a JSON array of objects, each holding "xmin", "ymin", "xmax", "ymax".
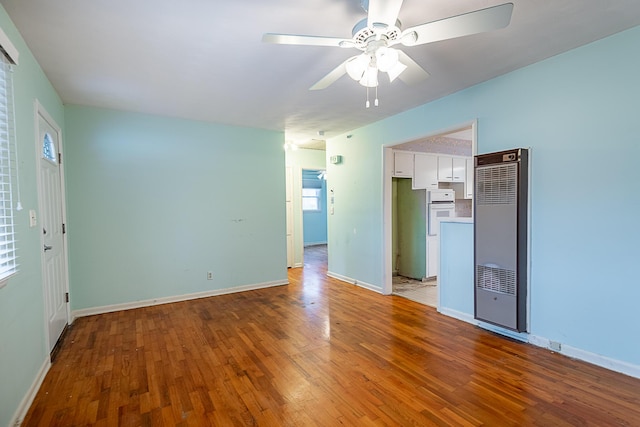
[{"xmin": 42, "ymin": 132, "xmax": 57, "ymax": 163}]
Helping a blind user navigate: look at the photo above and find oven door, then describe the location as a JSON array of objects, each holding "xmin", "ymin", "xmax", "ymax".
[{"xmin": 428, "ymin": 203, "xmax": 456, "ymax": 236}]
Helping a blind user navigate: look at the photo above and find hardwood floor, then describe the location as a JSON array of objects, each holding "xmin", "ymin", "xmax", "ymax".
[{"xmin": 23, "ymin": 248, "xmax": 640, "ymax": 426}]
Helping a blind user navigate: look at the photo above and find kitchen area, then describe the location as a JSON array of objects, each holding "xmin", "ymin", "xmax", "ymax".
[{"xmin": 391, "ymin": 128, "xmax": 474, "ymax": 306}]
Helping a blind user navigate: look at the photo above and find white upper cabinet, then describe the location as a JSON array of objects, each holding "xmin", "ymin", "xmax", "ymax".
[
  {"xmin": 393, "ymin": 151, "xmax": 414, "ymax": 178},
  {"xmin": 413, "ymin": 153, "xmax": 438, "ymax": 189},
  {"xmin": 438, "ymin": 156, "xmax": 465, "ymax": 182},
  {"xmin": 452, "ymin": 158, "xmax": 466, "ymax": 183}
]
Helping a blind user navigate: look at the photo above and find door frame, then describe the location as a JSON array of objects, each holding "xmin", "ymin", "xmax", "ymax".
[
  {"xmin": 34, "ymin": 100, "xmax": 71, "ymax": 348},
  {"xmin": 382, "ymin": 120, "xmax": 478, "ymax": 302},
  {"xmin": 301, "ymin": 167, "xmax": 327, "ymax": 251}
]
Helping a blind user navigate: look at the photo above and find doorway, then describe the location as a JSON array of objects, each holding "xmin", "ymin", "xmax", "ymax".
[
  {"xmin": 383, "ymin": 122, "xmax": 477, "ymax": 308},
  {"xmin": 35, "ymin": 102, "xmax": 70, "ymax": 354},
  {"xmin": 301, "ymin": 168, "xmax": 328, "ymax": 267}
]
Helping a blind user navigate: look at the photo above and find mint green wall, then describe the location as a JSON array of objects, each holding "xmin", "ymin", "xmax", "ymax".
[
  {"xmin": 327, "ymin": 25, "xmax": 640, "ymax": 367},
  {"xmin": 0, "ymin": 6, "xmax": 65, "ymax": 426},
  {"xmin": 64, "ymin": 105, "xmax": 287, "ymax": 310}
]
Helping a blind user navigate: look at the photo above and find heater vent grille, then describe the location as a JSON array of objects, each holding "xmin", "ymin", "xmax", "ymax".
[
  {"xmin": 476, "ymin": 265, "xmax": 516, "ymax": 295},
  {"xmin": 476, "ymin": 163, "xmax": 517, "ymax": 205}
]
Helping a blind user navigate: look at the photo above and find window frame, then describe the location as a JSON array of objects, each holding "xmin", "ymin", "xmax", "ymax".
[
  {"xmin": 0, "ymin": 28, "xmax": 19, "ymax": 289},
  {"xmin": 302, "ymin": 187, "xmax": 322, "ymax": 212}
]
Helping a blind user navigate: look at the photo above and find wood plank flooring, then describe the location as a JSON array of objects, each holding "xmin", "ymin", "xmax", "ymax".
[{"xmin": 22, "ymin": 247, "xmax": 640, "ymax": 426}]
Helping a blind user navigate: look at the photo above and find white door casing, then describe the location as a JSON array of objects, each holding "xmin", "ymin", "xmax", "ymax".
[{"xmin": 36, "ymin": 102, "xmax": 69, "ymax": 352}]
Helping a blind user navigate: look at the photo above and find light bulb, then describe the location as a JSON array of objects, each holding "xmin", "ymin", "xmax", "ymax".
[
  {"xmin": 359, "ymin": 66, "xmax": 379, "ymax": 87},
  {"xmin": 376, "ymin": 47, "xmax": 399, "ymax": 72},
  {"xmin": 346, "ymin": 54, "xmax": 369, "ymax": 81}
]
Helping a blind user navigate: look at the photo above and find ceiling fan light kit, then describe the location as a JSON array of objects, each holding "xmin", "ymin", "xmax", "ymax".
[{"xmin": 263, "ymin": 1, "xmax": 513, "ymax": 107}]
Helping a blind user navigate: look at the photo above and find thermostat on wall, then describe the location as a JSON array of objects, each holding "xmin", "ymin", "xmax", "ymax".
[{"xmin": 330, "ymin": 155, "xmax": 342, "ymax": 164}]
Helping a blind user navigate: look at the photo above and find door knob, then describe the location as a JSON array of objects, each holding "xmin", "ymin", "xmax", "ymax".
[{"xmin": 44, "ymin": 244, "xmax": 53, "ymax": 252}]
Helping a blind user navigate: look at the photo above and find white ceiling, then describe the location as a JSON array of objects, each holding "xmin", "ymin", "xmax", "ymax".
[{"xmin": 2, "ymin": 0, "xmax": 640, "ymax": 147}]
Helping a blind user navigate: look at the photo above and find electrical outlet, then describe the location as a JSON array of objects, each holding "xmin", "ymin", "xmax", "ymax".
[
  {"xmin": 549, "ymin": 341, "xmax": 562, "ymax": 352},
  {"xmin": 207, "ymin": 272, "xmax": 213, "ymax": 280}
]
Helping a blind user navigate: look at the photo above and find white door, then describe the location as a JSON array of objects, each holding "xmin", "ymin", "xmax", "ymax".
[
  {"xmin": 285, "ymin": 167, "xmax": 294, "ymax": 267},
  {"xmin": 37, "ymin": 108, "xmax": 68, "ymax": 352}
]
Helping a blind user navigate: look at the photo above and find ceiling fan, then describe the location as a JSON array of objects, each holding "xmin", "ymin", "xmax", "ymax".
[{"xmin": 263, "ymin": 0, "xmax": 513, "ymax": 100}]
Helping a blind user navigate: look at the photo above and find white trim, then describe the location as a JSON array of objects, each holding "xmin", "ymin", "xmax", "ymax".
[
  {"xmin": 382, "ymin": 120, "xmax": 478, "ymax": 299},
  {"xmin": 71, "ymin": 280, "xmax": 289, "ymax": 321},
  {"xmin": 34, "ymin": 100, "xmax": 71, "ymax": 351},
  {"xmin": 439, "ymin": 306, "xmax": 640, "ymax": 380},
  {"xmin": 0, "ymin": 25, "xmax": 19, "ymax": 65},
  {"xmin": 382, "ymin": 147, "xmax": 393, "ymax": 295},
  {"xmin": 439, "ymin": 305, "xmax": 527, "ymax": 342},
  {"xmin": 478, "ymin": 321, "xmax": 529, "ymax": 342},
  {"xmin": 327, "ymin": 271, "xmax": 382, "ymax": 294},
  {"xmin": 438, "ymin": 307, "xmax": 476, "ymax": 324},
  {"xmin": 10, "ymin": 357, "xmax": 50, "ymax": 427},
  {"xmin": 0, "ymin": 274, "xmax": 12, "ymax": 289},
  {"xmin": 528, "ymin": 335, "xmax": 640, "ymax": 379}
]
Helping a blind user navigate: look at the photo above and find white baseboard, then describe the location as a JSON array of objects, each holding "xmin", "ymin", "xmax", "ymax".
[
  {"xmin": 438, "ymin": 307, "xmax": 476, "ymax": 324},
  {"xmin": 528, "ymin": 334, "xmax": 640, "ymax": 379},
  {"xmin": 439, "ymin": 307, "xmax": 640, "ymax": 380},
  {"xmin": 326, "ymin": 271, "xmax": 381, "ymax": 294},
  {"xmin": 72, "ymin": 280, "xmax": 288, "ymax": 320},
  {"xmin": 11, "ymin": 357, "xmax": 51, "ymax": 427}
]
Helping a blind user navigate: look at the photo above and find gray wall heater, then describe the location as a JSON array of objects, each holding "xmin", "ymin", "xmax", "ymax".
[{"xmin": 474, "ymin": 148, "xmax": 529, "ymax": 332}]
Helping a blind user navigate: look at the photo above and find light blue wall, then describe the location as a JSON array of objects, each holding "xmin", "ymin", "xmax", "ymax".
[
  {"xmin": 64, "ymin": 106, "xmax": 287, "ymax": 310},
  {"xmin": 302, "ymin": 169, "xmax": 328, "ymax": 246},
  {"xmin": 0, "ymin": 6, "xmax": 66, "ymax": 426},
  {"xmin": 327, "ymin": 26, "xmax": 640, "ymax": 367},
  {"xmin": 326, "ymin": 134, "xmax": 384, "ymax": 286},
  {"xmin": 439, "ymin": 222, "xmax": 474, "ymax": 314}
]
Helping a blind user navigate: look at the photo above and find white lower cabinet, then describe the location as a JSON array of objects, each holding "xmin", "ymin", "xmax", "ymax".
[{"xmin": 426, "ymin": 235, "xmax": 439, "ymax": 278}]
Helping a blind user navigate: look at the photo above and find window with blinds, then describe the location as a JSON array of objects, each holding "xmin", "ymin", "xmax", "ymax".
[{"xmin": 0, "ymin": 51, "xmax": 18, "ymax": 284}]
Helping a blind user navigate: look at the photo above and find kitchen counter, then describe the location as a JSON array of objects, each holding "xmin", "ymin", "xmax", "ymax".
[{"xmin": 442, "ymin": 217, "xmax": 474, "ymax": 224}]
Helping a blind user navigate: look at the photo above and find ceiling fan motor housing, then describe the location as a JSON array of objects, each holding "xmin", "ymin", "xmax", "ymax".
[{"xmin": 351, "ymin": 18, "xmax": 402, "ymax": 50}]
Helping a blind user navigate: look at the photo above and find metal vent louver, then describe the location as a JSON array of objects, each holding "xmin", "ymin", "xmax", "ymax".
[
  {"xmin": 476, "ymin": 265, "xmax": 516, "ymax": 295},
  {"xmin": 476, "ymin": 163, "xmax": 517, "ymax": 205}
]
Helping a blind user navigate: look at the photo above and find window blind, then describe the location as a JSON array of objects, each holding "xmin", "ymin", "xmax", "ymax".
[{"xmin": 0, "ymin": 52, "xmax": 17, "ymax": 280}]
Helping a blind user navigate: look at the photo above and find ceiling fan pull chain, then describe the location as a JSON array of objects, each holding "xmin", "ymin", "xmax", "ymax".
[
  {"xmin": 366, "ymin": 87, "xmax": 370, "ymax": 108},
  {"xmin": 375, "ymin": 86, "xmax": 379, "ymax": 107}
]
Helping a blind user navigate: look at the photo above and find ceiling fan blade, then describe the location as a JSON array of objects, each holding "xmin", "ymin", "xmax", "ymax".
[
  {"xmin": 397, "ymin": 51, "xmax": 430, "ymax": 85},
  {"xmin": 262, "ymin": 33, "xmax": 350, "ymax": 48},
  {"xmin": 367, "ymin": 0, "xmax": 404, "ymax": 29},
  {"xmin": 400, "ymin": 3, "xmax": 513, "ymax": 47},
  {"xmin": 309, "ymin": 59, "xmax": 350, "ymax": 90}
]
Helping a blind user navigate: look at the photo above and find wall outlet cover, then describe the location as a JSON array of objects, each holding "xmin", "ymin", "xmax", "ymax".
[{"xmin": 549, "ymin": 341, "xmax": 562, "ymax": 352}]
